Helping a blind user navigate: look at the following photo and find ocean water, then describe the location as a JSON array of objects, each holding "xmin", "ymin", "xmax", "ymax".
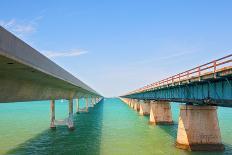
[{"xmin": 0, "ymin": 98, "xmax": 231, "ymax": 155}]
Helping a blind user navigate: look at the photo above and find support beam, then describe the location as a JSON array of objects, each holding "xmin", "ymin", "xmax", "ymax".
[
  {"xmin": 50, "ymin": 100, "xmax": 56, "ymax": 129},
  {"xmin": 68, "ymin": 99, "xmax": 74, "ymax": 130},
  {"xmin": 91, "ymin": 98, "xmax": 95, "ymax": 107},
  {"xmin": 149, "ymin": 101, "xmax": 173, "ymax": 125},
  {"xmin": 76, "ymin": 98, "xmax": 79, "ymax": 113},
  {"xmin": 128, "ymin": 99, "xmax": 131, "ymax": 106},
  {"xmin": 85, "ymin": 97, "xmax": 89, "ymax": 112},
  {"xmin": 96, "ymin": 97, "xmax": 99, "ymax": 104},
  {"xmin": 130, "ymin": 99, "xmax": 135, "ymax": 108},
  {"xmin": 133, "ymin": 100, "xmax": 140, "ymax": 112},
  {"xmin": 94, "ymin": 98, "xmax": 97, "ymax": 105},
  {"xmin": 128, "ymin": 99, "xmax": 131, "ymax": 107},
  {"xmin": 139, "ymin": 100, "xmax": 150, "ymax": 115},
  {"xmin": 176, "ymin": 105, "xmax": 224, "ymax": 151}
]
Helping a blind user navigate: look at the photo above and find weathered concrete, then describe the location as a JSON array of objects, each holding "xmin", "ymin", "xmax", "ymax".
[
  {"xmin": 68, "ymin": 99, "xmax": 74, "ymax": 130},
  {"xmin": 176, "ymin": 105, "xmax": 224, "ymax": 151},
  {"xmin": 139, "ymin": 101, "xmax": 150, "ymax": 115},
  {"xmin": 50, "ymin": 100, "xmax": 56, "ymax": 129},
  {"xmin": 132, "ymin": 99, "xmax": 140, "ymax": 111},
  {"xmin": 0, "ymin": 26, "xmax": 101, "ymax": 103},
  {"xmin": 76, "ymin": 98, "xmax": 79, "ymax": 113},
  {"xmin": 133, "ymin": 100, "xmax": 139, "ymax": 111},
  {"xmin": 86, "ymin": 97, "xmax": 89, "ymax": 112},
  {"xmin": 130, "ymin": 99, "xmax": 135, "ymax": 108},
  {"xmin": 149, "ymin": 101, "xmax": 173, "ymax": 125}
]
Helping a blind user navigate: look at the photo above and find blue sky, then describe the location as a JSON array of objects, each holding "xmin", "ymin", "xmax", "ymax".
[{"xmin": 0, "ymin": 0, "xmax": 232, "ymax": 97}]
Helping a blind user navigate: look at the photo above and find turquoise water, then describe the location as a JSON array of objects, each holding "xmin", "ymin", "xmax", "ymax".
[{"xmin": 0, "ymin": 98, "xmax": 231, "ymax": 155}]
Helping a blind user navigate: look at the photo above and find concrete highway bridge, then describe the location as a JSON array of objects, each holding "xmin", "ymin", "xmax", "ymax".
[
  {"xmin": 0, "ymin": 26, "xmax": 103, "ymax": 130},
  {"xmin": 120, "ymin": 54, "xmax": 232, "ymax": 151},
  {"xmin": 1, "ymin": 25, "xmax": 232, "ymax": 152}
]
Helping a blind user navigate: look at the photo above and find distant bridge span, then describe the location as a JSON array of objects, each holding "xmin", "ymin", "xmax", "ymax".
[
  {"xmin": 121, "ymin": 54, "xmax": 232, "ymax": 107},
  {"xmin": 120, "ymin": 54, "xmax": 231, "ymax": 151}
]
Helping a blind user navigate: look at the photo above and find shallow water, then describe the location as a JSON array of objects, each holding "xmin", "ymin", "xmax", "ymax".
[{"xmin": 0, "ymin": 98, "xmax": 231, "ymax": 155}]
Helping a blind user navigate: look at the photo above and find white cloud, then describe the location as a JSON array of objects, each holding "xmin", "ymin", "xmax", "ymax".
[
  {"xmin": 0, "ymin": 16, "xmax": 42, "ymax": 37},
  {"xmin": 42, "ymin": 49, "xmax": 88, "ymax": 58}
]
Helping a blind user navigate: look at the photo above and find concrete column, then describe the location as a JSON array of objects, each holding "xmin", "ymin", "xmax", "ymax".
[
  {"xmin": 129, "ymin": 99, "xmax": 132, "ymax": 107},
  {"xmin": 133, "ymin": 100, "xmax": 140, "ymax": 112},
  {"xmin": 149, "ymin": 101, "xmax": 173, "ymax": 125},
  {"xmin": 76, "ymin": 98, "xmax": 79, "ymax": 113},
  {"xmin": 127, "ymin": 99, "xmax": 130, "ymax": 105},
  {"xmin": 92, "ymin": 98, "xmax": 95, "ymax": 106},
  {"xmin": 139, "ymin": 100, "xmax": 150, "ymax": 115},
  {"xmin": 133, "ymin": 100, "xmax": 137, "ymax": 110},
  {"xmin": 130, "ymin": 99, "xmax": 135, "ymax": 108},
  {"xmin": 85, "ymin": 97, "xmax": 89, "ymax": 112},
  {"xmin": 50, "ymin": 100, "xmax": 56, "ymax": 129},
  {"xmin": 68, "ymin": 99, "xmax": 74, "ymax": 130},
  {"xmin": 176, "ymin": 105, "xmax": 224, "ymax": 151},
  {"xmin": 128, "ymin": 99, "xmax": 132, "ymax": 107},
  {"xmin": 126, "ymin": 99, "xmax": 130, "ymax": 105},
  {"xmin": 137, "ymin": 102, "xmax": 140, "ymax": 111}
]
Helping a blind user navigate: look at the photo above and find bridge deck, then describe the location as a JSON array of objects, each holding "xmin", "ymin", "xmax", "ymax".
[
  {"xmin": 122, "ymin": 55, "xmax": 232, "ymax": 107},
  {"xmin": 0, "ymin": 26, "xmax": 101, "ymax": 103}
]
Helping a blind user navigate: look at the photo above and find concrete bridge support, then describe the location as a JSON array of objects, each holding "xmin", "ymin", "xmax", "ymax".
[
  {"xmin": 68, "ymin": 99, "xmax": 74, "ymax": 130},
  {"xmin": 130, "ymin": 99, "xmax": 134, "ymax": 108},
  {"xmin": 50, "ymin": 100, "xmax": 56, "ymax": 129},
  {"xmin": 139, "ymin": 101, "xmax": 150, "ymax": 115},
  {"xmin": 89, "ymin": 98, "xmax": 94, "ymax": 107},
  {"xmin": 126, "ymin": 99, "xmax": 130, "ymax": 105},
  {"xmin": 85, "ymin": 97, "xmax": 89, "ymax": 112},
  {"xmin": 149, "ymin": 101, "xmax": 173, "ymax": 125},
  {"xmin": 50, "ymin": 99, "xmax": 75, "ymax": 130},
  {"xmin": 133, "ymin": 100, "xmax": 140, "ymax": 111},
  {"xmin": 176, "ymin": 105, "xmax": 224, "ymax": 151},
  {"xmin": 76, "ymin": 98, "xmax": 79, "ymax": 113}
]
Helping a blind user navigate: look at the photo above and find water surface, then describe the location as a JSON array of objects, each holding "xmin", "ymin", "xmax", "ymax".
[{"xmin": 0, "ymin": 98, "xmax": 231, "ymax": 155}]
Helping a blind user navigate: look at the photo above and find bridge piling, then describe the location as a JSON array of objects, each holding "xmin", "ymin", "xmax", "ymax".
[
  {"xmin": 133, "ymin": 100, "xmax": 140, "ymax": 111},
  {"xmin": 149, "ymin": 101, "xmax": 173, "ymax": 125},
  {"xmin": 139, "ymin": 100, "xmax": 150, "ymax": 115},
  {"xmin": 85, "ymin": 97, "xmax": 89, "ymax": 112},
  {"xmin": 91, "ymin": 98, "xmax": 95, "ymax": 107},
  {"xmin": 76, "ymin": 98, "xmax": 79, "ymax": 113},
  {"xmin": 68, "ymin": 99, "xmax": 74, "ymax": 130},
  {"xmin": 176, "ymin": 105, "xmax": 224, "ymax": 151},
  {"xmin": 136, "ymin": 100, "xmax": 140, "ymax": 111},
  {"xmin": 130, "ymin": 99, "xmax": 134, "ymax": 108},
  {"xmin": 50, "ymin": 100, "xmax": 56, "ymax": 130}
]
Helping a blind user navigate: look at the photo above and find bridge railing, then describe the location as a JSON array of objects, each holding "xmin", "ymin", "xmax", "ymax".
[{"xmin": 128, "ymin": 54, "xmax": 232, "ymax": 95}]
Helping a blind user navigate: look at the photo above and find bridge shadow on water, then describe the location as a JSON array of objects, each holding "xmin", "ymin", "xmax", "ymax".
[{"xmin": 5, "ymin": 100, "xmax": 104, "ymax": 155}]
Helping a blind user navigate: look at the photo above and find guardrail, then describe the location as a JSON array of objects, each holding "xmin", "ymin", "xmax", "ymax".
[{"xmin": 127, "ymin": 54, "xmax": 232, "ymax": 95}]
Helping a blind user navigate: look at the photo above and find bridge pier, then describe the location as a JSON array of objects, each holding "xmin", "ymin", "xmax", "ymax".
[
  {"xmin": 126, "ymin": 98, "xmax": 130, "ymax": 105},
  {"xmin": 176, "ymin": 105, "xmax": 224, "ymax": 151},
  {"xmin": 139, "ymin": 100, "xmax": 150, "ymax": 115},
  {"xmin": 76, "ymin": 98, "xmax": 79, "ymax": 113},
  {"xmin": 50, "ymin": 100, "xmax": 56, "ymax": 130},
  {"xmin": 68, "ymin": 99, "xmax": 74, "ymax": 130},
  {"xmin": 89, "ymin": 97, "xmax": 94, "ymax": 107},
  {"xmin": 149, "ymin": 101, "xmax": 173, "ymax": 125},
  {"xmin": 130, "ymin": 99, "xmax": 134, "ymax": 108},
  {"xmin": 133, "ymin": 100, "xmax": 140, "ymax": 111},
  {"xmin": 85, "ymin": 97, "xmax": 89, "ymax": 112}
]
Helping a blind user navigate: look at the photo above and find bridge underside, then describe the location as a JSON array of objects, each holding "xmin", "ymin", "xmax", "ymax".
[
  {"xmin": 0, "ymin": 26, "xmax": 100, "ymax": 103},
  {"xmin": 123, "ymin": 75, "xmax": 232, "ymax": 107},
  {"xmin": 0, "ymin": 55, "xmax": 98, "ymax": 103}
]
